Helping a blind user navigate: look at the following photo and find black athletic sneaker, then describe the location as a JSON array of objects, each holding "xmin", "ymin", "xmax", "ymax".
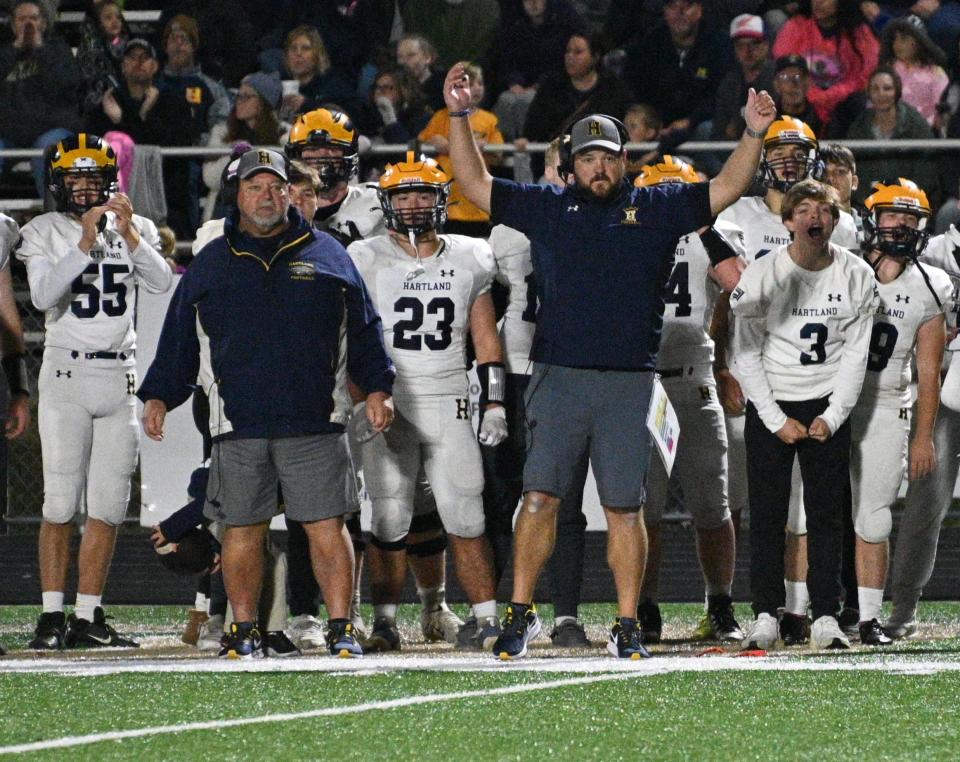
[
  {"xmin": 838, "ymin": 607, "xmax": 860, "ymax": 638},
  {"xmin": 64, "ymin": 608, "xmax": 139, "ymax": 648},
  {"xmin": 263, "ymin": 630, "xmax": 301, "ymax": 657},
  {"xmin": 779, "ymin": 612, "xmax": 810, "ymax": 646},
  {"xmin": 859, "ymin": 618, "xmax": 894, "ymax": 646},
  {"xmin": 707, "ymin": 596, "xmax": 744, "ymax": 642},
  {"xmin": 218, "ymin": 621, "xmax": 262, "ymax": 659},
  {"xmin": 637, "ymin": 599, "xmax": 662, "ymax": 644},
  {"xmin": 29, "ymin": 611, "xmax": 66, "ymax": 650},
  {"xmin": 364, "ymin": 616, "xmax": 401, "ymax": 653},
  {"xmin": 549, "ymin": 618, "xmax": 590, "ymax": 647},
  {"xmin": 607, "ymin": 616, "xmax": 652, "ymax": 659}
]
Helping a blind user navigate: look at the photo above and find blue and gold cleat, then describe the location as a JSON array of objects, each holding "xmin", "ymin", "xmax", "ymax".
[
  {"xmin": 607, "ymin": 616, "xmax": 652, "ymax": 660},
  {"xmin": 492, "ymin": 603, "xmax": 541, "ymax": 660}
]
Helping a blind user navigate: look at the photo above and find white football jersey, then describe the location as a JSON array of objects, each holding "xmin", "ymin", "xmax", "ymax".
[
  {"xmin": 348, "ymin": 234, "xmax": 496, "ymax": 398},
  {"xmin": 17, "ymin": 211, "xmax": 171, "ymax": 353},
  {"xmin": 658, "ymin": 221, "xmax": 745, "ymax": 369},
  {"xmin": 718, "ymin": 195, "xmax": 859, "ymax": 263},
  {"xmin": 920, "ymin": 226, "xmax": 960, "ymax": 333},
  {"xmin": 731, "ymin": 243, "xmax": 877, "ymax": 432},
  {"xmin": 489, "ymin": 224, "xmax": 535, "ymax": 375},
  {"xmin": 318, "ymin": 183, "xmax": 387, "ymax": 242},
  {"xmin": 0, "ymin": 213, "xmax": 19, "ymax": 270},
  {"xmin": 859, "ymin": 263, "xmax": 952, "ymax": 408}
]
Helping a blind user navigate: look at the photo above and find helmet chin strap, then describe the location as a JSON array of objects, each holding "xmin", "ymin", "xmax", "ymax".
[{"xmin": 405, "ymin": 229, "xmax": 425, "ymax": 280}]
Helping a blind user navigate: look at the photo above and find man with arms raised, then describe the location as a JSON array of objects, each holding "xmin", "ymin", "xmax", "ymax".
[{"xmin": 444, "ymin": 62, "xmax": 774, "ymax": 659}]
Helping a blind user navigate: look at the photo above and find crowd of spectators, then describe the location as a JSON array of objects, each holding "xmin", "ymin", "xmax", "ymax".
[{"xmin": 2, "ymin": 0, "xmax": 960, "ymax": 238}]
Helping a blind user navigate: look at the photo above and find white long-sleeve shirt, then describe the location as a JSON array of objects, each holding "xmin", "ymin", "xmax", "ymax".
[
  {"xmin": 17, "ymin": 211, "xmax": 171, "ymax": 353},
  {"xmin": 731, "ymin": 243, "xmax": 878, "ymax": 434}
]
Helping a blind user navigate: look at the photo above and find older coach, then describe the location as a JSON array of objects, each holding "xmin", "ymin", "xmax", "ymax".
[
  {"xmin": 442, "ymin": 62, "xmax": 776, "ymax": 660},
  {"xmin": 138, "ymin": 148, "xmax": 395, "ymax": 660}
]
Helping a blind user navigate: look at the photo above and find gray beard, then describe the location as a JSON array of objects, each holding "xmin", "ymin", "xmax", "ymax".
[{"xmin": 248, "ymin": 210, "xmax": 286, "ymax": 231}]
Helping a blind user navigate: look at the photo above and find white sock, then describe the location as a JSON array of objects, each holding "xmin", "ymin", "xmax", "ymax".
[
  {"xmin": 194, "ymin": 592, "xmax": 209, "ymax": 612},
  {"xmin": 42, "ymin": 591, "xmax": 64, "ymax": 614},
  {"xmin": 473, "ymin": 600, "xmax": 497, "ymax": 620},
  {"xmin": 418, "ymin": 584, "xmax": 445, "ymax": 610},
  {"xmin": 74, "ymin": 593, "xmax": 101, "ymax": 622},
  {"xmin": 373, "ymin": 603, "xmax": 397, "ymax": 621},
  {"xmin": 858, "ymin": 586, "xmax": 884, "ymax": 623},
  {"xmin": 705, "ymin": 583, "xmax": 732, "ymax": 600},
  {"xmin": 784, "ymin": 580, "xmax": 809, "ymax": 616}
]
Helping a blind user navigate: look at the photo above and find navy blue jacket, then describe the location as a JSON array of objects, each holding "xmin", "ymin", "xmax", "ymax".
[
  {"xmin": 138, "ymin": 207, "xmax": 394, "ymax": 440},
  {"xmin": 490, "ymin": 177, "xmax": 712, "ymax": 371}
]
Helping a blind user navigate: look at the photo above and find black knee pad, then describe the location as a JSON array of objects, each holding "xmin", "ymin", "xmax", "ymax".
[
  {"xmin": 406, "ymin": 533, "xmax": 448, "ymax": 558},
  {"xmin": 370, "ymin": 534, "xmax": 408, "ymax": 552}
]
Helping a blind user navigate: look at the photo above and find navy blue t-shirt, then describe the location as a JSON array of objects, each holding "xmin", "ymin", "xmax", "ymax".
[{"xmin": 490, "ymin": 178, "xmax": 712, "ymax": 370}]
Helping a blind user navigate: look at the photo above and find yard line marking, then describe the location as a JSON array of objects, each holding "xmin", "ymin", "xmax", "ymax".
[{"xmin": 0, "ymin": 672, "xmax": 638, "ymax": 755}]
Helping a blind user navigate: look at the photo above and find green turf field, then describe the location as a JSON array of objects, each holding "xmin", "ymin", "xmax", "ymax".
[{"xmin": 2, "ymin": 603, "xmax": 960, "ymax": 760}]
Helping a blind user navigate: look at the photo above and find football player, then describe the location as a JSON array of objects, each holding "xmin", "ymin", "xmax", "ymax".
[
  {"xmin": 715, "ymin": 117, "xmax": 860, "ymax": 645},
  {"xmin": 285, "ymin": 107, "xmax": 382, "ymax": 246},
  {"xmin": 347, "ymin": 153, "xmax": 505, "ymax": 651},
  {"xmin": 849, "ymin": 179, "xmax": 951, "ymax": 645},
  {"xmin": 634, "ymin": 156, "xmax": 745, "ymax": 644},
  {"xmin": 19, "ymin": 133, "xmax": 172, "ymax": 650},
  {"xmin": 883, "ymin": 210, "xmax": 960, "ymax": 638},
  {"xmin": 285, "ymin": 113, "xmax": 463, "ymax": 647},
  {"xmin": 732, "ymin": 179, "xmax": 877, "ymax": 651}
]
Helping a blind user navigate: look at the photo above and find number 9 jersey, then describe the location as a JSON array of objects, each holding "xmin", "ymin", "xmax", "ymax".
[
  {"xmin": 16, "ymin": 211, "xmax": 171, "ymax": 353},
  {"xmin": 347, "ymin": 234, "xmax": 496, "ymax": 398}
]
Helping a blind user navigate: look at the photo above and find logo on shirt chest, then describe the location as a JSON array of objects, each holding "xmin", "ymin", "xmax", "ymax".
[
  {"xmin": 621, "ymin": 206, "xmax": 639, "ymax": 225},
  {"xmin": 288, "ymin": 261, "xmax": 315, "ymax": 281},
  {"xmin": 89, "ymin": 237, "xmax": 125, "ymax": 261}
]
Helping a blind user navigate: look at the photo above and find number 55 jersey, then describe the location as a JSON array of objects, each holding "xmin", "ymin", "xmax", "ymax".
[
  {"xmin": 347, "ymin": 234, "xmax": 496, "ymax": 398},
  {"xmin": 17, "ymin": 210, "xmax": 171, "ymax": 354}
]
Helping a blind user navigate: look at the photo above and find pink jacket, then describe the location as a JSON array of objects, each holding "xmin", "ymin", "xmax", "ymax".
[{"xmin": 773, "ymin": 16, "xmax": 880, "ymax": 125}]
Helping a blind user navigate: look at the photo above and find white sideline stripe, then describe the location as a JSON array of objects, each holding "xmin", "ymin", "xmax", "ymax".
[
  {"xmin": 3, "ymin": 654, "xmax": 960, "ymax": 677},
  {"xmin": 0, "ymin": 672, "xmax": 637, "ymax": 755}
]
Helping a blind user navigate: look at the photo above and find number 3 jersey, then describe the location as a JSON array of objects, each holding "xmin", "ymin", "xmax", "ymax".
[
  {"xmin": 731, "ymin": 243, "xmax": 878, "ymax": 434},
  {"xmin": 860, "ymin": 263, "xmax": 952, "ymax": 408},
  {"xmin": 348, "ymin": 234, "xmax": 496, "ymax": 398},
  {"xmin": 16, "ymin": 211, "xmax": 172, "ymax": 353}
]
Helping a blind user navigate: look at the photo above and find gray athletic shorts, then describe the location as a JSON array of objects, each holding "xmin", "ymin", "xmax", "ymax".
[
  {"xmin": 204, "ymin": 433, "xmax": 352, "ymax": 526},
  {"xmin": 523, "ymin": 363, "xmax": 654, "ymax": 508}
]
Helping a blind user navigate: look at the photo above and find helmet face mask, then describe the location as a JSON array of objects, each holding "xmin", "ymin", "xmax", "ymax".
[
  {"xmin": 49, "ymin": 133, "xmax": 118, "ymax": 215},
  {"xmin": 285, "ymin": 109, "xmax": 359, "ymax": 192},
  {"xmin": 760, "ymin": 118, "xmax": 819, "ymax": 193},
  {"xmin": 377, "ymin": 152, "xmax": 450, "ymax": 236},
  {"xmin": 863, "ymin": 179, "xmax": 931, "ymax": 261}
]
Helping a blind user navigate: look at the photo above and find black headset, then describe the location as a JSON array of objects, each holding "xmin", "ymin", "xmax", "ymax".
[{"xmin": 557, "ymin": 114, "xmax": 631, "ymax": 179}]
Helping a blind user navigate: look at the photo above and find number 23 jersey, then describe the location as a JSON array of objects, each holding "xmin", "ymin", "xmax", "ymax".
[
  {"xmin": 17, "ymin": 211, "xmax": 170, "ymax": 353},
  {"xmin": 348, "ymin": 234, "xmax": 496, "ymax": 398}
]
